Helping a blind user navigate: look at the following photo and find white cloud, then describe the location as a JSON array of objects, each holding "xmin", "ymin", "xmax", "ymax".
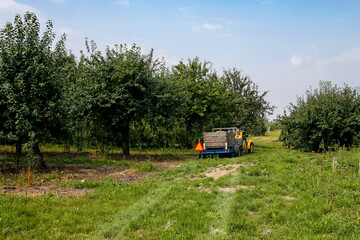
[
  {"xmin": 177, "ymin": 7, "xmax": 225, "ymax": 32},
  {"xmin": 290, "ymin": 55, "xmax": 303, "ymax": 67},
  {"xmin": 154, "ymin": 49, "xmax": 179, "ymax": 67},
  {"xmin": 0, "ymin": 0, "xmax": 36, "ymax": 12},
  {"xmin": 114, "ymin": 0, "xmax": 130, "ymax": 6},
  {"xmin": 290, "ymin": 55, "xmax": 313, "ymax": 67},
  {"xmin": 248, "ymin": 47, "xmax": 360, "ymax": 119},
  {"xmin": 290, "ymin": 48, "xmax": 360, "ymax": 68},
  {"xmin": 203, "ymin": 23, "xmax": 223, "ymax": 30},
  {"xmin": 191, "ymin": 23, "xmax": 223, "ymax": 32},
  {"xmin": 0, "ymin": 0, "xmax": 40, "ymax": 27},
  {"xmin": 316, "ymin": 47, "xmax": 360, "ymax": 66}
]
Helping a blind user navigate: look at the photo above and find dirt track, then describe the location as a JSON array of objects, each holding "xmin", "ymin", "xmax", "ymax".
[{"xmin": 0, "ymin": 152, "xmax": 193, "ymax": 197}]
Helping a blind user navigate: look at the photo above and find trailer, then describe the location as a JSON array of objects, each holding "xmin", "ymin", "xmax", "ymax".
[{"xmin": 195, "ymin": 127, "xmax": 254, "ymax": 158}]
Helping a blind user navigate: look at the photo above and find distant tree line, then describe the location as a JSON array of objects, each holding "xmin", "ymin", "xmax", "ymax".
[
  {"xmin": 279, "ymin": 81, "xmax": 360, "ymax": 152},
  {"xmin": 0, "ymin": 13, "xmax": 273, "ymax": 167}
]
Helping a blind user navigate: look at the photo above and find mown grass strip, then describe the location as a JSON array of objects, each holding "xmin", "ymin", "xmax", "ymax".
[{"xmin": 96, "ymin": 181, "xmax": 178, "ymax": 239}]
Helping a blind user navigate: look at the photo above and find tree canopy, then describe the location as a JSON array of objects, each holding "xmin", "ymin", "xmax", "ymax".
[
  {"xmin": 0, "ymin": 12, "xmax": 274, "ymax": 162},
  {"xmin": 223, "ymin": 68, "xmax": 274, "ymax": 135},
  {"xmin": 279, "ymin": 81, "xmax": 360, "ymax": 152},
  {"xmin": 0, "ymin": 12, "xmax": 69, "ymax": 167},
  {"xmin": 74, "ymin": 41, "xmax": 167, "ymax": 155}
]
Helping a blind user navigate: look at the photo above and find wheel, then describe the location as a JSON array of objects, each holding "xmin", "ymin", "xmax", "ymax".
[
  {"xmin": 248, "ymin": 142, "xmax": 255, "ymax": 153},
  {"xmin": 234, "ymin": 144, "xmax": 240, "ymax": 157},
  {"xmin": 241, "ymin": 139, "xmax": 247, "ymax": 156}
]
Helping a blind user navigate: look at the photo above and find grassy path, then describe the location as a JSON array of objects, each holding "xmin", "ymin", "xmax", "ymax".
[
  {"xmin": 199, "ymin": 178, "xmax": 240, "ymax": 239},
  {"xmin": 2, "ymin": 131, "xmax": 360, "ymax": 239},
  {"xmin": 96, "ymin": 181, "xmax": 177, "ymax": 239}
]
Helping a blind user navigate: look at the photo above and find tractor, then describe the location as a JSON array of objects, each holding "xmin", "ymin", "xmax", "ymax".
[{"xmin": 195, "ymin": 127, "xmax": 254, "ymax": 158}]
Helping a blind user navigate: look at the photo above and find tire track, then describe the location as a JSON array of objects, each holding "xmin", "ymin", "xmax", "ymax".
[{"xmin": 95, "ymin": 181, "xmax": 177, "ymax": 239}]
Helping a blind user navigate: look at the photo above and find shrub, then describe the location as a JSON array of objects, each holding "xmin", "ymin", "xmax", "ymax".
[{"xmin": 279, "ymin": 81, "xmax": 360, "ymax": 152}]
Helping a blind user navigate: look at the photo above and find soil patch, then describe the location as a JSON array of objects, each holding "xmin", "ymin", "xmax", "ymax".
[
  {"xmin": 192, "ymin": 163, "xmax": 255, "ymax": 180},
  {"xmin": 198, "ymin": 187, "xmax": 212, "ymax": 193},
  {"xmin": 283, "ymin": 196, "xmax": 296, "ymax": 200},
  {"xmin": 196, "ymin": 184, "xmax": 254, "ymax": 193},
  {"xmin": 50, "ymin": 164, "xmax": 129, "ymax": 182},
  {"xmin": 211, "ymin": 228, "xmax": 225, "ymax": 234},
  {"xmin": 0, "ymin": 186, "xmax": 92, "ymax": 197},
  {"xmin": 1, "ymin": 159, "xmax": 186, "ymax": 186},
  {"xmin": 0, "ymin": 149, "xmax": 196, "ymax": 162},
  {"xmin": 155, "ymin": 161, "xmax": 184, "ymax": 170},
  {"xmin": 0, "ymin": 159, "xmax": 187, "ymax": 196},
  {"xmin": 249, "ymin": 211, "xmax": 261, "ymax": 216},
  {"xmin": 204, "ymin": 164, "xmax": 240, "ymax": 180},
  {"xmin": 0, "ymin": 164, "xmax": 157, "ymax": 196},
  {"xmin": 106, "ymin": 168, "xmax": 159, "ymax": 183},
  {"xmin": 218, "ymin": 185, "xmax": 254, "ymax": 192},
  {"xmin": 0, "ymin": 151, "xmax": 191, "ymax": 197}
]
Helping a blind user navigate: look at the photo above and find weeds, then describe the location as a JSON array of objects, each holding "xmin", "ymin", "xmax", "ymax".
[{"xmin": 133, "ymin": 161, "xmax": 160, "ymax": 173}]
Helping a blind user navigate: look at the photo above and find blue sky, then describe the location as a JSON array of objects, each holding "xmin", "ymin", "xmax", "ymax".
[{"xmin": 1, "ymin": 0, "xmax": 360, "ymax": 119}]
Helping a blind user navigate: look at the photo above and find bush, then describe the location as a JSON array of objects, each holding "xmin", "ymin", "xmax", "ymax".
[{"xmin": 279, "ymin": 81, "xmax": 360, "ymax": 152}]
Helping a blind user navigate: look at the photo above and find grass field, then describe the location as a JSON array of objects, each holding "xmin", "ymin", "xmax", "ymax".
[{"xmin": 1, "ymin": 131, "xmax": 360, "ymax": 239}]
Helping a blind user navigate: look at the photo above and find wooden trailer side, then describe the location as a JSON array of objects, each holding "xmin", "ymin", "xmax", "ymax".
[{"xmin": 203, "ymin": 132, "xmax": 235, "ymax": 149}]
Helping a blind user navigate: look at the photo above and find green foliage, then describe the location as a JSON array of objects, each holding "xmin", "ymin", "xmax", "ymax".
[
  {"xmin": 74, "ymin": 41, "xmax": 172, "ymax": 155},
  {"xmin": 279, "ymin": 81, "xmax": 360, "ymax": 151},
  {"xmin": 266, "ymin": 120, "xmax": 281, "ymax": 131},
  {"xmin": 170, "ymin": 57, "xmax": 233, "ymax": 147},
  {"xmin": 134, "ymin": 161, "xmax": 160, "ymax": 173},
  {"xmin": 130, "ymin": 59, "xmax": 274, "ymax": 149},
  {"xmin": 129, "ymin": 66, "xmax": 184, "ymax": 149},
  {"xmin": 0, "ymin": 12, "xmax": 70, "ymax": 166},
  {"xmin": 1, "ymin": 12, "xmax": 274, "ymax": 155},
  {"xmin": 223, "ymin": 68, "xmax": 274, "ymax": 135}
]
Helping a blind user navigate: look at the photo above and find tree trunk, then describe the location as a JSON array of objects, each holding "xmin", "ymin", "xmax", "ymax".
[
  {"xmin": 33, "ymin": 145, "xmax": 46, "ymax": 169},
  {"xmin": 16, "ymin": 142, "xmax": 22, "ymax": 165},
  {"xmin": 121, "ymin": 122, "xmax": 130, "ymax": 156}
]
